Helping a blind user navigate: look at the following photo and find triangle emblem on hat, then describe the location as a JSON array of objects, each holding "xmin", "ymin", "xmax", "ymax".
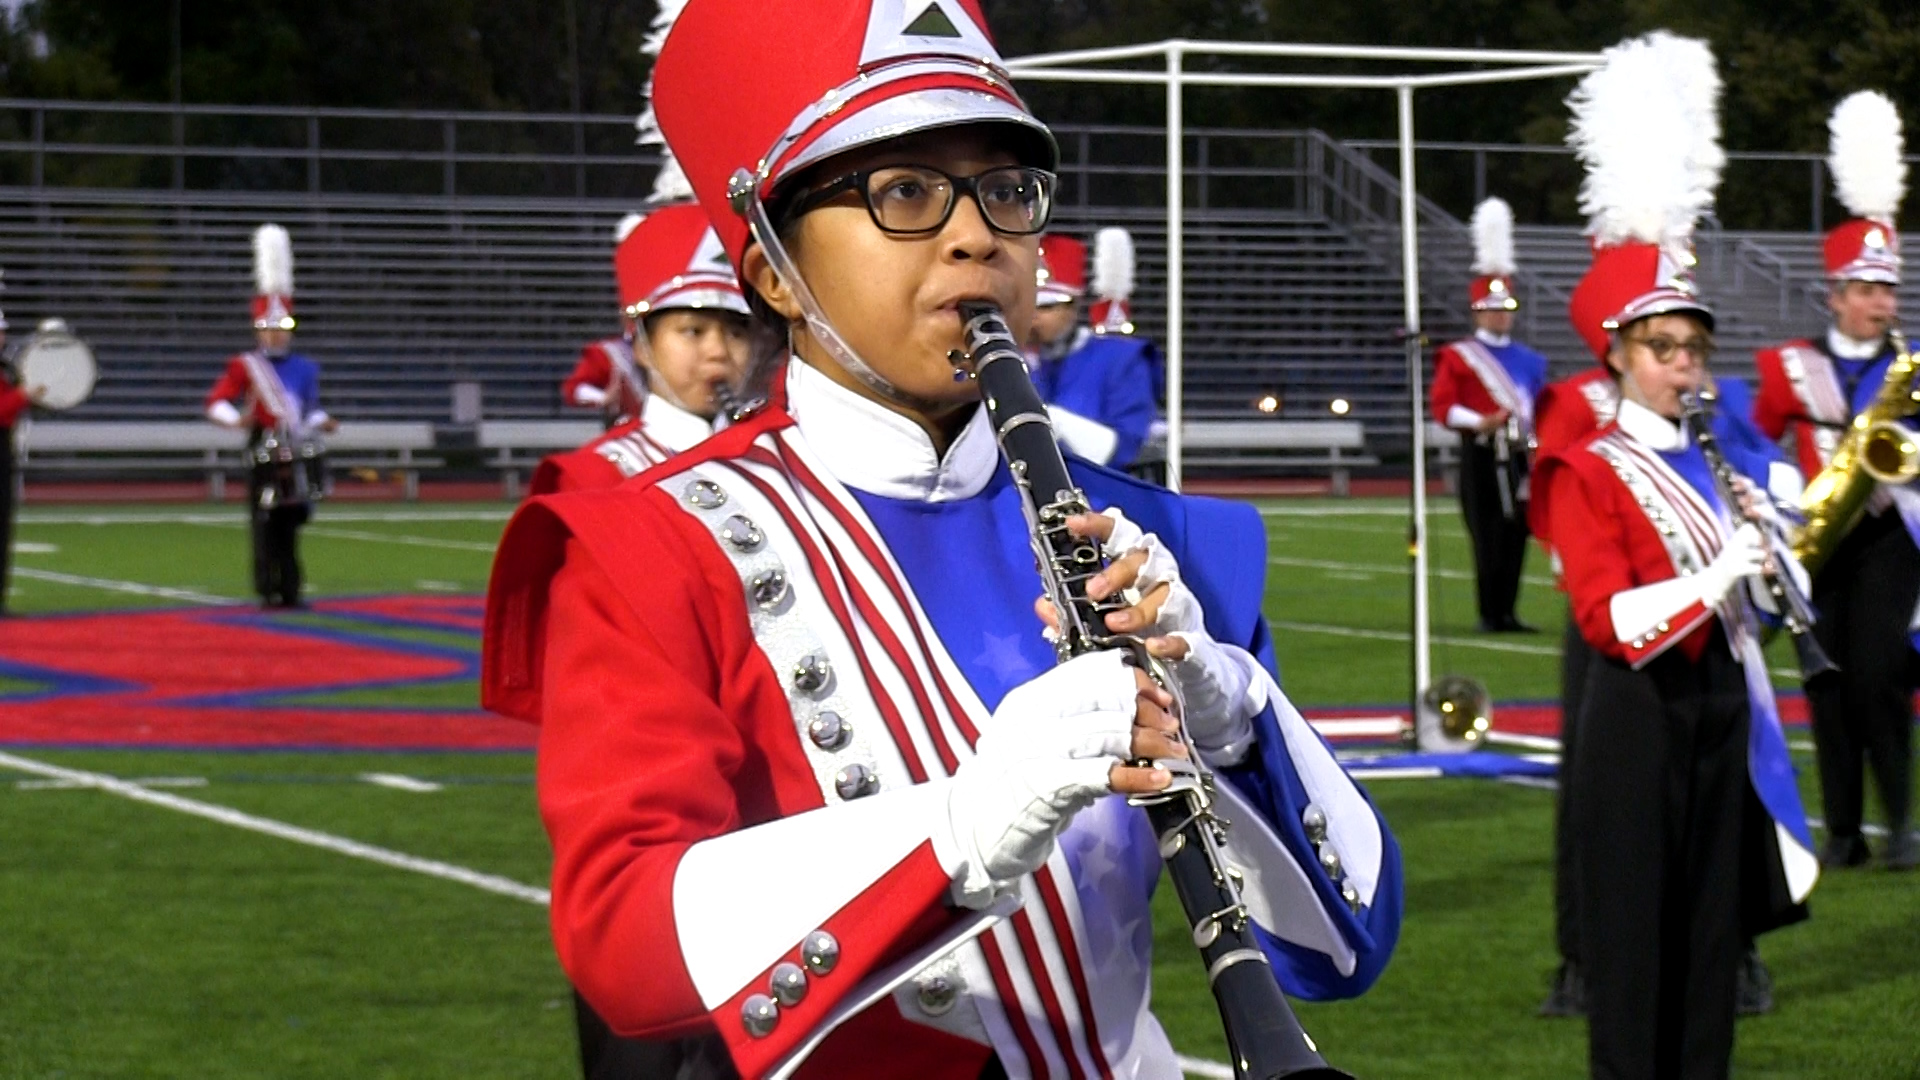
[
  {"xmin": 903, "ymin": 3, "xmax": 961, "ymax": 37},
  {"xmin": 862, "ymin": 0, "xmax": 1001, "ymax": 67},
  {"xmin": 690, "ymin": 228, "xmax": 730, "ymax": 274}
]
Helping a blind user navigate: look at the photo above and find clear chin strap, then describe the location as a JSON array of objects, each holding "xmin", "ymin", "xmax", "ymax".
[{"xmin": 740, "ymin": 174, "xmax": 948, "ymax": 413}]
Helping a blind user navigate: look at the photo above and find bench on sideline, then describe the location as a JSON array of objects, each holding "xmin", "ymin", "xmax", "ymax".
[
  {"xmin": 19, "ymin": 421, "xmax": 440, "ymax": 501},
  {"xmin": 476, "ymin": 419, "xmax": 604, "ymax": 499},
  {"xmin": 1178, "ymin": 419, "xmax": 1380, "ymax": 495}
]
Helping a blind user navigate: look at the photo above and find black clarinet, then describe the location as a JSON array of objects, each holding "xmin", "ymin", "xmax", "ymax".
[
  {"xmin": 1680, "ymin": 388, "xmax": 1838, "ymax": 685},
  {"xmin": 952, "ymin": 302, "xmax": 1352, "ymax": 1080}
]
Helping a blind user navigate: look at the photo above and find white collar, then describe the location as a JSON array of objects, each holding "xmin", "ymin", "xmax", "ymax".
[
  {"xmin": 1473, "ymin": 328, "xmax": 1511, "ymax": 348},
  {"xmin": 785, "ymin": 359, "xmax": 998, "ymax": 503},
  {"xmin": 640, "ymin": 393, "xmax": 715, "ymax": 454},
  {"xmin": 1827, "ymin": 326, "xmax": 1886, "ymax": 361},
  {"xmin": 1615, "ymin": 397, "xmax": 1688, "ymax": 452}
]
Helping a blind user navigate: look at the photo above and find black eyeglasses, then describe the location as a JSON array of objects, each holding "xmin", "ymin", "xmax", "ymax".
[
  {"xmin": 784, "ymin": 164, "xmax": 1056, "ymax": 236},
  {"xmin": 1625, "ymin": 332, "xmax": 1717, "ymax": 363}
]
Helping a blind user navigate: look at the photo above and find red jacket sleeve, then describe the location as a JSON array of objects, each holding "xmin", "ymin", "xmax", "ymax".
[
  {"xmin": 0, "ymin": 383, "xmax": 29, "ymax": 426},
  {"xmin": 562, "ymin": 345, "xmax": 614, "ymax": 407},
  {"xmin": 205, "ymin": 357, "xmax": 250, "ymax": 410},
  {"xmin": 1429, "ymin": 345, "xmax": 1465, "ymax": 426},
  {"xmin": 1751, "ymin": 346, "xmax": 1797, "ymax": 443},
  {"xmin": 1542, "ymin": 448, "xmax": 1713, "ymax": 665}
]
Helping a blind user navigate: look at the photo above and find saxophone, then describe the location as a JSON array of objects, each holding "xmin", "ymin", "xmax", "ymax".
[{"xmin": 1793, "ymin": 328, "xmax": 1920, "ymax": 577}]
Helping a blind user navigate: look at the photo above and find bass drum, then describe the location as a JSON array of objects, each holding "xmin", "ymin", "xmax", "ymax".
[{"xmin": 16, "ymin": 323, "xmax": 98, "ymax": 411}]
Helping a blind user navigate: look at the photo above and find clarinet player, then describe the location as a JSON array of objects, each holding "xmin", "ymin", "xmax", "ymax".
[
  {"xmin": 481, "ymin": 2, "xmax": 1401, "ymax": 1076},
  {"xmin": 1541, "ymin": 34, "xmax": 1816, "ymax": 1079}
]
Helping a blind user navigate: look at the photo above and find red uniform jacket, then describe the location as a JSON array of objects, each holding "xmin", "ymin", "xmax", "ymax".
[
  {"xmin": 1753, "ymin": 339, "xmax": 1833, "ymax": 480},
  {"xmin": 205, "ymin": 355, "xmax": 278, "ymax": 428},
  {"xmin": 1431, "ymin": 342, "xmax": 1505, "ymax": 425},
  {"xmin": 0, "ymin": 381, "xmax": 30, "ymax": 427},
  {"xmin": 529, "ymin": 420, "xmax": 669, "ymax": 495},
  {"xmin": 486, "ymin": 413, "xmax": 999, "ymax": 1080},
  {"xmin": 1535, "ymin": 427, "xmax": 1721, "ymax": 667},
  {"xmin": 1528, "ymin": 368, "xmax": 1618, "ymax": 546},
  {"xmin": 561, "ymin": 338, "xmax": 645, "ymax": 422}
]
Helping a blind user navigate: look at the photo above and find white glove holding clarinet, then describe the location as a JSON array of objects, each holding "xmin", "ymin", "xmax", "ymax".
[
  {"xmin": 944, "ymin": 650, "xmax": 1184, "ymax": 909},
  {"xmin": 1034, "ymin": 507, "xmax": 1262, "ymax": 759}
]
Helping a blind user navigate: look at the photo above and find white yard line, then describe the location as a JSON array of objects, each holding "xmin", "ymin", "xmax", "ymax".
[
  {"xmin": 1268, "ymin": 619, "xmax": 1562, "ymax": 657},
  {"xmin": 12, "ymin": 567, "xmax": 241, "ymax": 606},
  {"xmin": 302, "ymin": 526, "xmax": 499, "ymax": 554},
  {"xmin": 0, "ymin": 750, "xmax": 549, "ymax": 905},
  {"xmin": 360, "ymin": 772, "xmax": 445, "ymax": 793},
  {"xmin": 1269, "ymin": 555, "xmax": 1556, "ymax": 588},
  {"xmin": 18, "ymin": 775, "xmax": 207, "ymax": 791}
]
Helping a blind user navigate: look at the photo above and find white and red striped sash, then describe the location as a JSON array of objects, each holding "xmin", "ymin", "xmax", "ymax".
[
  {"xmin": 1578, "ymin": 378, "xmax": 1620, "ymax": 429},
  {"xmin": 238, "ymin": 350, "xmax": 300, "ymax": 432},
  {"xmin": 593, "ymin": 426, "xmax": 673, "ymax": 479},
  {"xmin": 1778, "ymin": 344, "xmax": 1849, "ymax": 469},
  {"xmin": 1588, "ymin": 432, "xmax": 1740, "ymax": 645},
  {"xmin": 1453, "ymin": 339, "xmax": 1533, "ymax": 429},
  {"xmin": 670, "ymin": 428, "xmax": 1127, "ymax": 1080}
]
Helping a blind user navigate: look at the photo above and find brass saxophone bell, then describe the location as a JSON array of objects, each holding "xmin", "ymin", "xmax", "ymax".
[{"xmin": 1861, "ymin": 419, "xmax": 1920, "ymax": 483}]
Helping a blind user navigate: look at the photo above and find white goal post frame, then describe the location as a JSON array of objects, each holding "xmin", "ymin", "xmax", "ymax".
[{"xmin": 1003, "ymin": 40, "xmax": 1604, "ymax": 729}]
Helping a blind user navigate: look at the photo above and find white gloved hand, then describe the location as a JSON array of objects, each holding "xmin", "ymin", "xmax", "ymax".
[
  {"xmin": 1165, "ymin": 632, "xmax": 1260, "ymax": 760},
  {"xmin": 947, "ymin": 651, "xmax": 1140, "ymax": 909},
  {"xmin": 1100, "ymin": 508, "xmax": 1260, "ymax": 755},
  {"xmin": 1697, "ymin": 522, "xmax": 1767, "ymax": 607},
  {"xmin": 1098, "ymin": 507, "xmax": 1202, "ymax": 633}
]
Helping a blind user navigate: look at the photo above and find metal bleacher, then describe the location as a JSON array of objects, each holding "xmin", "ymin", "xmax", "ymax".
[{"xmin": 0, "ymin": 99, "xmax": 1906, "ymax": 462}]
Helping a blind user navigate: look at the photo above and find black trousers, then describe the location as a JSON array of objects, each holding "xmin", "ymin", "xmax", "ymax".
[
  {"xmin": 1554, "ymin": 610, "xmax": 1593, "ymax": 965},
  {"xmin": 1807, "ymin": 510, "xmax": 1919, "ymax": 840},
  {"xmin": 246, "ymin": 478, "xmax": 309, "ymax": 606},
  {"xmin": 1459, "ymin": 439, "xmax": 1530, "ymax": 624},
  {"xmin": 1574, "ymin": 631, "xmax": 1747, "ymax": 1080}
]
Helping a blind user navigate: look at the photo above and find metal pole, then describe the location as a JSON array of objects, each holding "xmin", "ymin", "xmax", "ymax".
[
  {"xmin": 1166, "ymin": 43, "xmax": 1185, "ymax": 492},
  {"xmin": 1399, "ymin": 83, "xmax": 1432, "ymax": 731}
]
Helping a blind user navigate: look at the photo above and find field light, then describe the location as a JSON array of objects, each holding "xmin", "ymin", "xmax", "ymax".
[
  {"xmin": 1256, "ymin": 394, "xmax": 1280, "ymax": 414},
  {"xmin": 1330, "ymin": 398, "xmax": 1351, "ymax": 415}
]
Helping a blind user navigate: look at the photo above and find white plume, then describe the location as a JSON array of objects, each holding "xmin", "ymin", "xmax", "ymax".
[
  {"xmin": 252, "ymin": 223, "xmax": 294, "ymax": 296},
  {"xmin": 635, "ymin": 0, "xmax": 693, "ymax": 204},
  {"xmin": 1469, "ymin": 197, "xmax": 1516, "ymax": 276},
  {"xmin": 613, "ymin": 212, "xmax": 646, "ymax": 244},
  {"xmin": 1829, "ymin": 90, "xmax": 1907, "ymax": 222},
  {"xmin": 1092, "ymin": 227, "xmax": 1135, "ymax": 300},
  {"xmin": 1566, "ymin": 31, "xmax": 1723, "ymax": 247}
]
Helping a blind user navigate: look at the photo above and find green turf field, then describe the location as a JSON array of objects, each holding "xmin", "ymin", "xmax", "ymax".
[{"xmin": 0, "ymin": 499, "xmax": 1914, "ymax": 1079}]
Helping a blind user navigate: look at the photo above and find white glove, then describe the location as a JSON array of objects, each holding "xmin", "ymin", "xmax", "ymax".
[
  {"xmin": 1101, "ymin": 508, "xmax": 1258, "ymax": 755},
  {"xmin": 1098, "ymin": 507, "xmax": 1201, "ymax": 633},
  {"xmin": 946, "ymin": 651, "xmax": 1140, "ymax": 909},
  {"xmin": 1697, "ymin": 522, "xmax": 1768, "ymax": 607},
  {"xmin": 1165, "ymin": 633, "xmax": 1259, "ymax": 761}
]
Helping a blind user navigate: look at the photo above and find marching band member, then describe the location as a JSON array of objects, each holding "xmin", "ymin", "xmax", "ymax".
[
  {"xmin": 482, "ymin": 2, "xmax": 1401, "ymax": 1077},
  {"xmin": 1024, "ymin": 231, "xmax": 1159, "ymax": 470},
  {"xmin": 205, "ymin": 225, "xmax": 336, "ymax": 610},
  {"xmin": 560, "ymin": 214, "xmax": 652, "ymax": 428},
  {"xmin": 1430, "ymin": 197, "xmax": 1549, "ymax": 632},
  {"xmin": 531, "ymin": 204, "xmax": 750, "ymax": 494},
  {"xmin": 1533, "ymin": 364, "xmax": 1796, "ymax": 1018},
  {"xmin": 1539, "ymin": 34, "xmax": 1816, "ymax": 1078},
  {"xmin": 0, "ymin": 295, "xmax": 44, "ymax": 616},
  {"xmin": 1752, "ymin": 90, "xmax": 1919, "ymax": 871}
]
